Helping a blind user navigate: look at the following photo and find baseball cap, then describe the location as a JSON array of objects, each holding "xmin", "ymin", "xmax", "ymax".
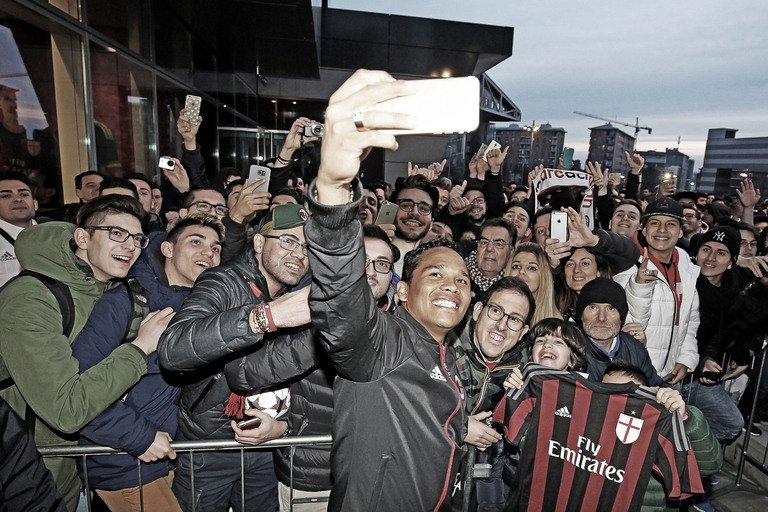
[
  {"xmin": 641, "ymin": 198, "xmax": 684, "ymax": 224},
  {"xmin": 258, "ymin": 204, "xmax": 309, "ymax": 234}
]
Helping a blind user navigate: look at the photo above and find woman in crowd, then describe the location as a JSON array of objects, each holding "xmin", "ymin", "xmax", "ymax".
[{"xmin": 506, "ymin": 243, "xmax": 562, "ymax": 325}]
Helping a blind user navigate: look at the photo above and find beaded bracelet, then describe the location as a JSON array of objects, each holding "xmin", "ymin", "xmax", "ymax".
[{"xmin": 249, "ymin": 303, "xmax": 272, "ymax": 334}]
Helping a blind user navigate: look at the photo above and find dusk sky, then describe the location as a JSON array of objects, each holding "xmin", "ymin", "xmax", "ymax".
[{"xmin": 331, "ymin": 0, "xmax": 768, "ymax": 175}]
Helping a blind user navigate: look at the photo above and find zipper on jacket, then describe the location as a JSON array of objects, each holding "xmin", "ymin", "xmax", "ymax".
[
  {"xmin": 189, "ymin": 374, "xmax": 219, "ymax": 413},
  {"xmin": 435, "ymin": 343, "xmax": 463, "ymax": 512}
]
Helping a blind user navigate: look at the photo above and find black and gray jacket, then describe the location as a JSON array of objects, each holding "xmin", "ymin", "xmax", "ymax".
[
  {"xmin": 305, "ymin": 180, "xmax": 466, "ymax": 512},
  {"xmin": 157, "ymin": 248, "xmax": 316, "ymax": 440}
]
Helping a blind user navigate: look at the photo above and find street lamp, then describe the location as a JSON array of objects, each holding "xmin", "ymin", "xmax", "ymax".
[{"xmin": 522, "ymin": 121, "xmax": 541, "ymax": 181}]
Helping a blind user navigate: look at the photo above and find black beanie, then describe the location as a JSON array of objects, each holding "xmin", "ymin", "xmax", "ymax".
[
  {"xmin": 693, "ymin": 224, "xmax": 741, "ymax": 263},
  {"xmin": 575, "ymin": 278, "xmax": 629, "ymax": 326}
]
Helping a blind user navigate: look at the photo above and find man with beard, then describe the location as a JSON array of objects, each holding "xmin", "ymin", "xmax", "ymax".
[
  {"xmin": 680, "ymin": 206, "xmax": 703, "ymax": 249},
  {"xmin": 390, "ymin": 174, "xmax": 438, "ymax": 275},
  {"xmin": 158, "ymin": 204, "xmax": 316, "ymax": 512}
]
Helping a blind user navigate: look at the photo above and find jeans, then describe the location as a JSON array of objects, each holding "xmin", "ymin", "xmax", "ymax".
[
  {"xmin": 172, "ymin": 449, "xmax": 278, "ymax": 512},
  {"xmin": 680, "ymin": 380, "xmax": 745, "ymax": 441}
]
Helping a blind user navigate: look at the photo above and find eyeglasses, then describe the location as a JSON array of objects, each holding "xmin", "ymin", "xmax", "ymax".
[
  {"xmin": 396, "ymin": 199, "xmax": 433, "ymax": 216},
  {"xmin": 683, "ymin": 213, "xmax": 699, "ymax": 220},
  {"xmin": 191, "ymin": 201, "xmax": 229, "ymax": 216},
  {"xmin": 365, "ymin": 258, "xmax": 393, "ymax": 274},
  {"xmin": 263, "ymin": 234, "xmax": 308, "ymax": 254},
  {"xmin": 477, "ymin": 238, "xmax": 510, "ymax": 250},
  {"xmin": 470, "ymin": 197, "xmax": 486, "ymax": 205},
  {"xmin": 740, "ymin": 240, "xmax": 759, "ymax": 249},
  {"xmin": 484, "ymin": 303, "xmax": 525, "ymax": 332},
  {"xmin": 85, "ymin": 226, "xmax": 149, "ymax": 249}
]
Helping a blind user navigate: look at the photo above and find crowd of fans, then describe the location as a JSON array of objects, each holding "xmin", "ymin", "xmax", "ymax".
[{"xmin": 0, "ymin": 69, "xmax": 766, "ymax": 512}]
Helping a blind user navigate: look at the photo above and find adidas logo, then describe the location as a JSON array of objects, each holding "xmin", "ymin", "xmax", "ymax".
[
  {"xmin": 555, "ymin": 406, "xmax": 571, "ymax": 418},
  {"xmin": 0, "ymin": 251, "xmax": 15, "ymax": 262},
  {"xmin": 429, "ymin": 365, "xmax": 447, "ymax": 382}
]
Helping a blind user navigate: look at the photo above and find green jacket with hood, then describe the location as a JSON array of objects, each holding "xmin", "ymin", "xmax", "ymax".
[{"xmin": 0, "ymin": 222, "xmax": 148, "ymax": 509}]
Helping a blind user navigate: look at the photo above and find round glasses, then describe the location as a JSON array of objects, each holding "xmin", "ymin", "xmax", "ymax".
[{"xmin": 396, "ymin": 199, "xmax": 433, "ymax": 216}]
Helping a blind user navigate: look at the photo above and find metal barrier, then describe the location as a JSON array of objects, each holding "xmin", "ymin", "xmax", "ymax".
[
  {"xmin": 713, "ymin": 338, "xmax": 768, "ymax": 500},
  {"xmin": 39, "ymin": 435, "xmax": 333, "ymax": 512}
]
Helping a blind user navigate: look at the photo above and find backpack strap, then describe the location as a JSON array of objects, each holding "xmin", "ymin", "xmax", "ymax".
[
  {"xmin": 119, "ymin": 277, "xmax": 150, "ymax": 344},
  {"xmin": 16, "ymin": 270, "xmax": 75, "ymax": 338}
]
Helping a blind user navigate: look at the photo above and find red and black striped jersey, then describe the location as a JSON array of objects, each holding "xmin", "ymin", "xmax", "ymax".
[{"xmin": 492, "ymin": 364, "xmax": 703, "ymax": 512}]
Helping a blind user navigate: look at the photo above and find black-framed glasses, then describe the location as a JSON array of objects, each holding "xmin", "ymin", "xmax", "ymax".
[
  {"xmin": 484, "ymin": 303, "xmax": 525, "ymax": 332},
  {"xmin": 191, "ymin": 201, "xmax": 229, "ymax": 216},
  {"xmin": 365, "ymin": 258, "xmax": 393, "ymax": 274},
  {"xmin": 85, "ymin": 226, "xmax": 149, "ymax": 249},
  {"xmin": 263, "ymin": 235, "xmax": 308, "ymax": 254},
  {"xmin": 396, "ymin": 199, "xmax": 433, "ymax": 216},
  {"xmin": 470, "ymin": 197, "xmax": 486, "ymax": 205},
  {"xmin": 477, "ymin": 238, "xmax": 510, "ymax": 250}
]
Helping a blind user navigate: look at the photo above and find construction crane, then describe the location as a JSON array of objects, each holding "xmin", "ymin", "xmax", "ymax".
[{"xmin": 573, "ymin": 111, "xmax": 652, "ymax": 139}]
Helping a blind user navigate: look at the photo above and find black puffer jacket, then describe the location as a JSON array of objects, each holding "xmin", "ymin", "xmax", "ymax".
[
  {"xmin": 0, "ymin": 396, "xmax": 67, "ymax": 511},
  {"xmin": 305, "ymin": 180, "xmax": 466, "ymax": 512},
  {"xmin": 158, "ymin": 248, "xmax": 316, "ymax": 440}
]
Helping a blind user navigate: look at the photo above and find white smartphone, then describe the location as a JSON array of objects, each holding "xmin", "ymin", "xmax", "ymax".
[
  {"xmin": 248, "ymin": 165, "xmax": 271, "ymax": 194},
  {"xmin": 608, "ymin": 172, "xmax": 622, "ymax": 182},
  {"xmin": 375, "ymin": 200, "xmax": 399, "ymax": 225},
  {"xmin": 550, "ymin": 210, "xmax": 569, "ymax": 242},
  {"xmin": 159, "ymin": 157, "xmax": 175, "ymax": 171},
  {"xmin": 184, "ymin": 95, "xmax": 202, "ymax": 125},
  {"xmin": 483, "ymin": 140, "xmax": 501, "ymax": 161},
  {"xmin": 373, "ymin": 76, "xmax": 480, "ymax": 135}
]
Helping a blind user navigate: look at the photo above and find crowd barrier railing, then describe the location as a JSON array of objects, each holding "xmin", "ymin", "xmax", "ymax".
[{"xmin": 39, "ymin": 435, "xmax": 333, "ymax": 512}]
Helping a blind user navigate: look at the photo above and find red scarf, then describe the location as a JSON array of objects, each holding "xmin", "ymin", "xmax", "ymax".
[{"xmin": 647, "ymin": 250, "xmax": 682, "ymax": 326}]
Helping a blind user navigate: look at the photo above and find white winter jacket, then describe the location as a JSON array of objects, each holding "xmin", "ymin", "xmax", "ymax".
[{"xmin": 613, "ymin": 247, "xmax": 700, "ymax": 377}]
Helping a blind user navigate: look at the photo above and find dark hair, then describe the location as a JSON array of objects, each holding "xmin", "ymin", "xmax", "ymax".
[
  {"xmin": 512, "ymin": 185, "xmax": 529, "ymax": 194},
  {"xmin": 224, "ymin": 178, "xmax": 246, "ymax": 199},
  {"xmin": 503, "ymin": 201, "xmax": 533, "ymax": 232},
  {"xmin": 527, "ymin": 317, "xmax": 588, "ymax": 372},
  {"xmin": 401, "ymin": 240, "xmax": 464, "ymax": 284},
  {"xmin": 74, "ymin": 170, "xmax": 102, "ymax": 189},
  {"xmin": 613, "ymin": 199, "xmax": 643, "ymax": 217},
  {"xmin": 462, "ymin": 184, "xmax": 485, "ymax": 198},
  {"xmin": 555, "ymin": 250, "xmax": 612, "ymax": 314},
  {"xmin": 363, "ymin": 224, "xmax": 400, "ymax": 263},
  {"xmin": 124, "ymin": 172, "xmax": 152, "ymax": 190},
  {"xmin": 271, "ymin": 187, "xmax": 302, "ymax": 204},
  {"xmin": 166, "ymin": 213, "xmax": 226, "ymax": 245},
  {"xmin": 481, "ymin": 276, "xmax": 536, "ymax": 325},
  {"xmin": 182, "ymin": 183, "xmax": 226, "ymax": 208},
  {"xmin": 479, "ymin": 217, "xmax": 517, "ymax": 247},
  {"xmin": 0, "ymin": 171, "xmax": 32, "ymax": 188},
  {"xmin": 435, "ymin": 177, "xmax": 452, "ymax": 192},
  {"xmin": 761, "ymin": 225, "xmax": 768, "ymax": 256},
  {"xmin": 392, "ymin": 175, "xmax": 439, "ymax": 215},
  {"xmin": 533, "ymin": 206, "xmax": 553, "ymax": 225},
  {"xmin": 736, "ymin": 221, "xmax": 760, "ymax": 241},
  {"xmin": 215, "ymin": 167, "xmax": 243, "ymax": 188},
  {"xmin": 76, "ymin": 194, "xmax": 144, "ymax": 228},
  {"xmin": 99, "ymin": 177, "xmax": 138, "ymax": 198},
  {"xmin": 604, "ymin": 361, "xmax": 650, "ymax": 386}
]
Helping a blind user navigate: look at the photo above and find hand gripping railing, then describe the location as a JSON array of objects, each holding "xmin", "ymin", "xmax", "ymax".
[{"xmin": 39, "ymin": 435, "xmax": 333, "ymax": 512}]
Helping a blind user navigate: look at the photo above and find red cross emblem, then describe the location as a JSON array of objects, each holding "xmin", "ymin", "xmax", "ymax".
[{"xmin": 616, "ymin": 413, "xmax": 643, "ymax": 444}]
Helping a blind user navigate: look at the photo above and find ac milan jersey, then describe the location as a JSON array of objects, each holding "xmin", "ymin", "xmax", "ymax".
[{"xmin": 492, "ymin": 364, "xmax": 703, "ymax": 512}]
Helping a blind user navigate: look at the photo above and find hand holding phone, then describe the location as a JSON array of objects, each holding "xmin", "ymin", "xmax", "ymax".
[
  {"xmin": 236, "ymin": 417, "xmax": 263, "ymax": 430},
  {"xmin": 248, "ymin": 165, "xmax": 271, "ymax": 194},
  {"xmin": 375, "ymin": 200, "xmax": 399, "ymax": 225},
  {"xmin": 550, "ymin": 210, "xmax": 569, "ymax": 242},
  {"xmin": 159, "ymin": 157, "xmax": 176, "ymax": 171},
  {"xmin": 184, "ymin": 95, "xmax": 202, "ymax": 125}
]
